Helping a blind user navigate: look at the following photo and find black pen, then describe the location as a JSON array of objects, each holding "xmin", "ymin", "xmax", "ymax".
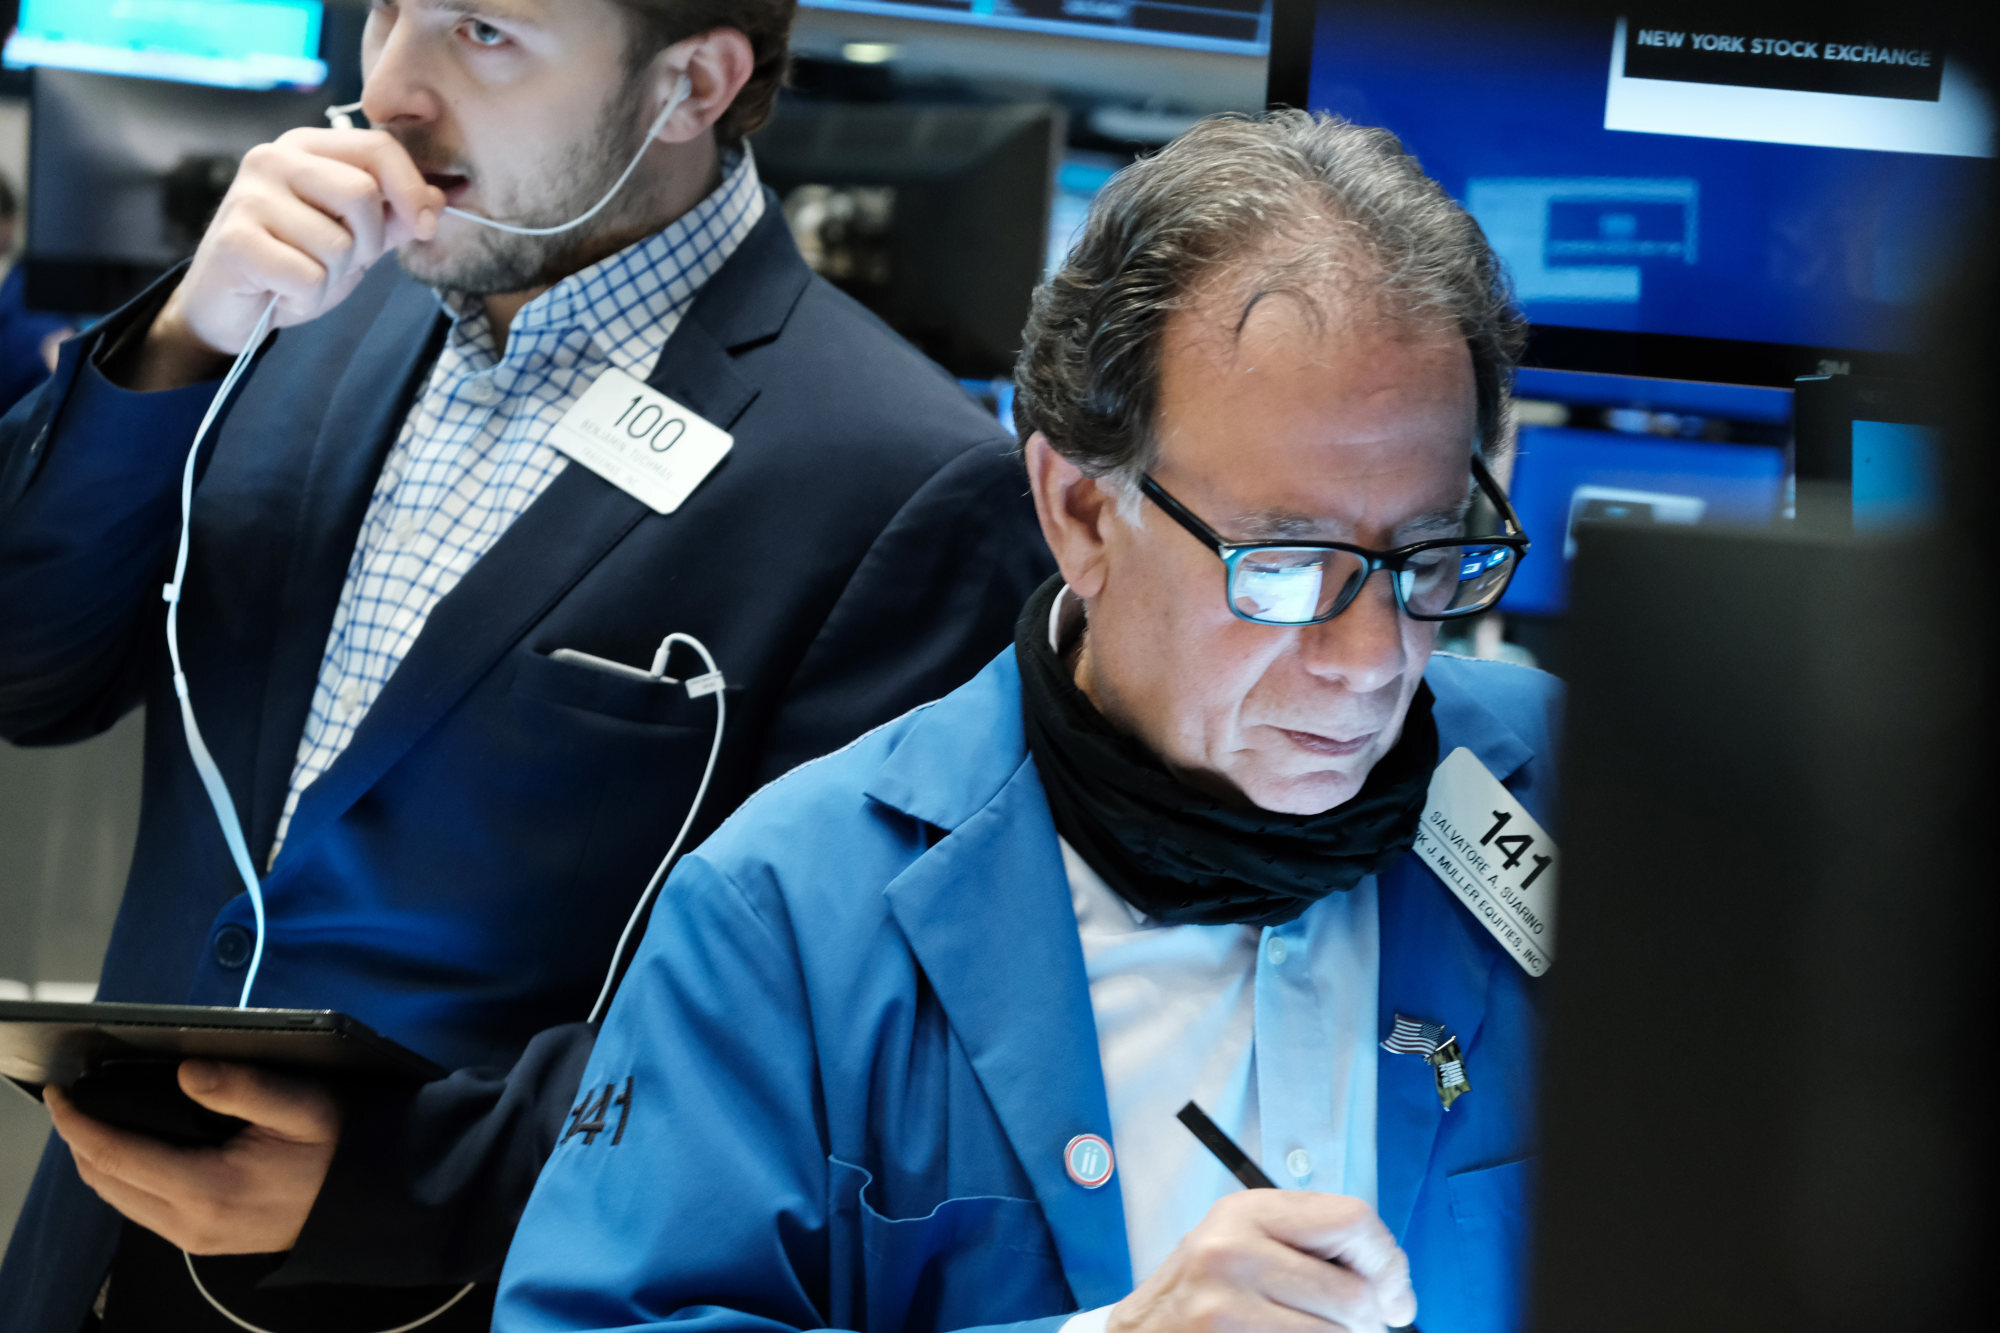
[{"xmin": 1177, "ymin": 1101, "xmax": 1420, "ymax": 1333}]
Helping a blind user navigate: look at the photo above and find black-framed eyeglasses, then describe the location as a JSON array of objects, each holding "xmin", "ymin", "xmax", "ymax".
[{"xmin": 1139, "ymin": 455, "xmax": 1531, "ymax": 626}]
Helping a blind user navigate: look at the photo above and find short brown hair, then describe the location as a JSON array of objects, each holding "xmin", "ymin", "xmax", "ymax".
[{"xmin": 610, "ymin": 0, "xmax": 796, "ymax": 144}]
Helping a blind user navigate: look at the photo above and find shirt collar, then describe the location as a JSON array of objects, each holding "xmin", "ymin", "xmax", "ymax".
[{"xmin": 434, "ymin": 147, "xmax": 766, "ymax": 377}]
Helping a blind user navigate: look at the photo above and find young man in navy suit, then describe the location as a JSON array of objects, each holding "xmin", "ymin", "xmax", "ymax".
[{"xmin": 0, "ymin": 2, "xmax": 1050, "ymax": 1328}]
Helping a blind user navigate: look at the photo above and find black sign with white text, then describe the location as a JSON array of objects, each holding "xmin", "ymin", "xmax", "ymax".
[{"xmin": 1624, "ymin": 17, "xmax": 1944, "ymax": 101}]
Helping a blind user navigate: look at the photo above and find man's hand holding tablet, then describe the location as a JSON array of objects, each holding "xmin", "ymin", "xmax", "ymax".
[{"xmin": 46, "ymin": 1061, "xmax": 341, "ymax": 1255}]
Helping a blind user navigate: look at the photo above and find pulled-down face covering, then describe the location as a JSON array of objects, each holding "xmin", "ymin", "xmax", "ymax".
[{"xmin": 1016, "ymin": 577, "xmax": 1438, "ymax": 929}]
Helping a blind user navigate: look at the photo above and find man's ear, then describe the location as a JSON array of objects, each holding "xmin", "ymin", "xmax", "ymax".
[
  {"xmin": 652, "ymin": 28, "xmax": 755, "ymax": 144},
  {"xmin": 1024, "ymin": 432, "xmax": 1121, "ymax": 601}
]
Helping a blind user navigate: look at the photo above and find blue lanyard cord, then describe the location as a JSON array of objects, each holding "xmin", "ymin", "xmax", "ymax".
[{"xmin": 163, "ymin": 296, "xmax": 280, "ymax": 1010}]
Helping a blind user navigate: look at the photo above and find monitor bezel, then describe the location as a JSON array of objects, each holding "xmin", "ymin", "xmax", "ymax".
[
  {"xmin": 799, "ymin": 0, "xmax": 1271, "ymax": 59},
  {"xmin": 1264, "ymin": 0, "xmax": 1921, "ymax": 388}
]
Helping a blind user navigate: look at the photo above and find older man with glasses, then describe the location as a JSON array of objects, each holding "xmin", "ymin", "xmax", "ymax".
[{"xmin": 493, "ymin": 111, "xmax": 1559, "ymax": 1333}]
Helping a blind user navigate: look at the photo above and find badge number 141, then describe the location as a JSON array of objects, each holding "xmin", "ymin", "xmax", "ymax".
[{"xmin": 1414, "ymin": 746, "xmax": 1558, "ymax": 976}]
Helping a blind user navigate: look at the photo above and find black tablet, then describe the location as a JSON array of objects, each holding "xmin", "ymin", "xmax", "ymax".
[{"xmin": 0, "ymin": 1000, "xmax": 445, "ymax": 1146}]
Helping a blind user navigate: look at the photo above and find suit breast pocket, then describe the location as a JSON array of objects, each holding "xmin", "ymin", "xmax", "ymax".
[
  {"xmin": 509, "ymin": 649, "xmax": 722, "ymax": 727},
  {"xmin": 825, "ymin": 1157, "xmax": 1070, "ymax": 1333},
  {"xmin": 1445, "ymin": 1156, "xmax": 1536, "ymax": 1333}
]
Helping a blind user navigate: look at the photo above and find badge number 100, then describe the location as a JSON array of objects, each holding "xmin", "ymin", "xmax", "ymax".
[
  {"xmin": 1481, "ymin": 811, "xmax": 1551, "ymax": 889},
  {"xmin": 613, "ymin": 396, "xmax": 687, "ymax": 454}
]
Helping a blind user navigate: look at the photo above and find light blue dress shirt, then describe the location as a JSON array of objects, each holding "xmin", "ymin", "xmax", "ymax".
[{"xmin": 1046, "ymin": 580, "xmax": 1381, "ymax": 1327}]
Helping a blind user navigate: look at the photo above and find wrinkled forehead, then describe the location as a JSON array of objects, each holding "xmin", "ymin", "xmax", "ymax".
[
  {"xmin": 1150, "ymin": 262, "xmax": 1479, "ymax": 537},
  {"xmin": 1169, "ymin": 246, "xmax": 1467, "ymax": 382}
]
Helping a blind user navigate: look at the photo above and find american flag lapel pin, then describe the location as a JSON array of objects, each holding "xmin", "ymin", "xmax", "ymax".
[{"xmin": 1382, "ymin": 1013, "xmax": 1473, "ymax": 1111}]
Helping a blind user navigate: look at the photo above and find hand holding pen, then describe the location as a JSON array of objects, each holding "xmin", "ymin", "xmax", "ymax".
[{"xmin": 1102, "ymin": 1102, "xmax": 1421, "ymax": 1333}]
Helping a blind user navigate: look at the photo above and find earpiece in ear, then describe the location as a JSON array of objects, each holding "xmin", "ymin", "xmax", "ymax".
[{"xmin": 661, "ymin": 73, "xmax": 693, "ymax": 133}]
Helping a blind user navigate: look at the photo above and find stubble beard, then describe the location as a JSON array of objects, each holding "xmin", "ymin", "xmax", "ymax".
[{"xmin": 392, "ymin": 79, "xmax": 654, "ymax": 296}]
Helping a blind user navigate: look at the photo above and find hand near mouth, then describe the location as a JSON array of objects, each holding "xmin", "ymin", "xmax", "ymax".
[{"xmin": 122, "ymin": 126, "xmax": 448, "ymax": 393}]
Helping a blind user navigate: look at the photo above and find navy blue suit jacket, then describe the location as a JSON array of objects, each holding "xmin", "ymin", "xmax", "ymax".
[{"xmin": 0, "ymin": 204, "xmax": 1053, "ymax": 1332}]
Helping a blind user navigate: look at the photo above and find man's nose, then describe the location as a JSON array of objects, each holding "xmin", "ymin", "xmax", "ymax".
[
  {"xmin": 1295, "ymin": 568, "xmax": 1409, "ymax": 693},
  {"xmin": 359, "ymin": 15, "xmax": 440, "ymax": 129}
]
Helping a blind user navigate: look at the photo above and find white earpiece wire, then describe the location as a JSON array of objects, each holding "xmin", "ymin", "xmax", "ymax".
[
  {"xmin": 587, "ymin": 632, "xmax": 725, "ymax": 1025},
  {"xmin": 165, "ymin": 297, "xmax": 494, "ymax": 1330},
  {"xmin": 182, "ymin": 1251, "xmax": 475, "ymax": 1333},
  {"xmin": 324, "ymin": 74, "xmax": 690, "ymax": 238},
  {"xmin": 172, "ymin": 75, "xmax": 719, "ymax": 1326},
  {"xmin": 167, "ymin": 294, "xmax": 496, "ymax": 1333},
  {"xmin": 166, "ymin": 295, "xmax": 281, "ymax": 1012}
]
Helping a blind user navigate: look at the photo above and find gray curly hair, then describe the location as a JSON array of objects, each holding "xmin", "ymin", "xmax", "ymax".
[{"xmin": 1012, "ymin": 110, "xmax": 1525, "ymax": 495}]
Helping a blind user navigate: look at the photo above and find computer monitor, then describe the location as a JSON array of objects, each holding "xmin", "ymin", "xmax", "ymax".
[
  {"xmin": 1497, "ymin": 367, "xmax": 1790, "ymax": 618},
  {"xmin": 800, "ymin": 0, "xmax": 1268, "ymax": 56},
  {"xmin": 22, "ymin": 68, "xmax": 331, "ymax": 315},
  {"xmin": 4, "ymin": 0, "xmax": 328, "ymax": 91},
  {"xmin": 1792, "ymin": 375, "xmax": 1942, "ymax": 531},
  {"xmin": 1267, "ymin": 1, "xmax": 1995, "ymax": 383},
  {"xmin": 1046, "ymin": 154, "xmax": 1124, "ymax": 276},
  {"xmin": 753, "ymin": 100, "xmax": 1063, "ymax": 378},
  {"xmin": 1540, "ymin": 514, "xmax": 1988, "ymax": 1331}
]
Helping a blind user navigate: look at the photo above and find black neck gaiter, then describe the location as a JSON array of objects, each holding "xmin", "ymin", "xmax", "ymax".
[{"xmin": 1017, "ymin": 578, "xmax": 1438, "ymax": 928}]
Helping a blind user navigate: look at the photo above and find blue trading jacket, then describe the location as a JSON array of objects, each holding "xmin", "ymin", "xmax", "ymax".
[
  {"xmin": 0, "ymin": 201, "xmax": 1054, "ymax": 1330},
  {"xmin": 495, "ymin": 648, "xmax": 1562, "ymax": 1333}
]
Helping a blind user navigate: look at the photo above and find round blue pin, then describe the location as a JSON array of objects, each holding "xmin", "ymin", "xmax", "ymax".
[{"xmin": 1064, "ymin": 1134, "xmax": 1114, "ymax": 1188}]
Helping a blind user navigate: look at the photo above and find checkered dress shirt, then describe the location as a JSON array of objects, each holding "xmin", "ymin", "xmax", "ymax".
[{"xmin": 268, "ymin": 152, "xmax": 766, "ymax": 862}]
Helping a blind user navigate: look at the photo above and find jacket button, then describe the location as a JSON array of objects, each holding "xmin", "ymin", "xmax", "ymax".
[{"xmin": 212, "ymin": 925, "xmax": 254, "ymax": 970}]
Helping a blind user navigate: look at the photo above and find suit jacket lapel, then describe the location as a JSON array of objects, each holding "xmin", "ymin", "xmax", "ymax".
[
  {"xmin": 871, "ymin": 658, "xmax": 1134, "ymax": 1311},
  {"xmin": 1375, "ymin": 663, "xmax": 1538, "ymax": 1239},
  {"xmin": 1374, "ymin": 858, "xmax": 1499, "ymax": 1239},
  {"xmin": 247, "ymin": 279, "xmax": 447, "ymax": 864},
  {"xmin": 646, "ymin": 195, "xmax": 806, "ymax": 413},
  {"xmin": 271, "ymin": 206, "xmax": 808, "ymax": 871},
  {"xmin": 881, "ymin": 766, "xmax": 1134, "ymax": 1312}
]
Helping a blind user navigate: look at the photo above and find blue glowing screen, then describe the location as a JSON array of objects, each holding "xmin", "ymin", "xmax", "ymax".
[
  {"xmin": 1851, "ymin": 419, "xmax": 1940, "ymax": 530},
  {"xmin": 1501, "ymin": 426, "xmax": 1786, "ymax": 617},
  {"xmin": 5, "ymin": 0, "xmax": 328, "ymax": 90},
  {"xmin": 1301, "ymin": 3, "xmax": 1992, "ymax": 353}
]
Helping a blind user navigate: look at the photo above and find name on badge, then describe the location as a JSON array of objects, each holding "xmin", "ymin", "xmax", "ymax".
[
  {"xmin": 1413, "ymin": 746, "xmax": 1558, "ymax": 976},
  {"xmin": 549, "ymin": 367, "xmax": 732, "ymax": 515}
]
